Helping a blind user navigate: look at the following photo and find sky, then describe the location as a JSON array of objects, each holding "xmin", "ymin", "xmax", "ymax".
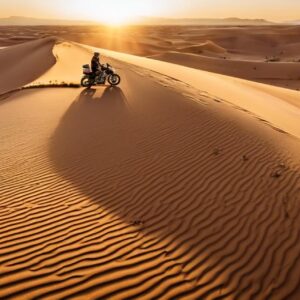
[{"xmin": 0, "ymin": 0, "xmax": 299, "ymax": 23}]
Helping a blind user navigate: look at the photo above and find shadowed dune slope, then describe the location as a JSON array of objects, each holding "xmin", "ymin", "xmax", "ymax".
[
  {"xmin": 0, "ymin": 37, "xmax": 57, "ymax": 95},
  {"xmin": 0, "ymin": 40, "xmax": 300, "ymax": 299},
  {"xmin": 29, "ymin": 41, "xmax": 94, "ymax": 86}
]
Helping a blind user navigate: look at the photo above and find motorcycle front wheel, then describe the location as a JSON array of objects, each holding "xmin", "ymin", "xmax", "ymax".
[
  {"xmin": 108, "ymin": 74, "xmax": 121, "ymax": 86},
  {"xmin": 81, "ymin": 76, "xmax": 93, "ymax": 88}
]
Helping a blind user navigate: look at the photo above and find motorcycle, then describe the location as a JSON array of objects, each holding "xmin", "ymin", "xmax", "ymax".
[{"xmin": 81, "ymin": 63, "xmax": 121, "ymax": 88}]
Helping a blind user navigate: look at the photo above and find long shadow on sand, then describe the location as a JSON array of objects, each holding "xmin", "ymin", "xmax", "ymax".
[
  {"xmin": 50, "ymin": 87, "xmax": 134, "ymax": 174},
  {"xmin": 48, "ymin": 85, "xmax": 300, "ymax": 298}
]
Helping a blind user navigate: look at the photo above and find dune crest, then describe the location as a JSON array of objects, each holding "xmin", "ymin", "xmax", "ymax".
[
  {"xmin": 0, "ymin": 37, "xmax": 57, "ymax": 95},
  {"xmin": 28, "ymin": 41, "xmax": 91, "ymax": 87},
  {"xmin": 179, "ymin": 40, "xmax": 227, "ymax": 55},
  {"xmin": 84, "ymin": 43, "xmax": 300, "ymax": 138},
  {"xmin": 2, "ymin": 25, "xmax": 300, "ymax": 91}
]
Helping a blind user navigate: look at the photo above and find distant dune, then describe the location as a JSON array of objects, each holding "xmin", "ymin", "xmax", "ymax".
[
  {"xmin": 1, "ymin": 24, "xmax": 299, "ymax": 90},
  {"xmin": 178, "ymin": 41, "xmax": 228, "ymax": 55},
  {"xmin": 286, "ymin": 19, "xmax": 300, "ymax": 25},
  {"xmin": 0, "ymin": 16, "xmax": 96, "ymax": 26},
  {"xmin": 152, "ymin": 51, "xmax": 300, "ymax": 90},
  {"xmin": 135, "ymin": 16, "xmax": 275, "ymax": 26},
  {"xmin": 0, "ymin": 16, "xmax": 276, "ymax": 26}
]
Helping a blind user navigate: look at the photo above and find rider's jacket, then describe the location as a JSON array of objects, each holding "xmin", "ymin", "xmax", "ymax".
[{"xmin": 91, "ymin": 56, "xmax": 101, "ymax": 73}]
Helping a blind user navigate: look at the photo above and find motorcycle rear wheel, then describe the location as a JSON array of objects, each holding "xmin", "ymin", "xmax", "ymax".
[
  {"xmin": 108, "ymin": 74, "xmax": 121, "ymax": 86},
  {"xmin": 81, "ymin": 76, "xmax": 93, "ymax": 88}
]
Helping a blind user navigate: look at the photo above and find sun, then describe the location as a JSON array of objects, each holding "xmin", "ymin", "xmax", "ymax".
[
  {"xmin": 66, "ymin": 0, "xmax": 164, "ymax": 26},
  {"xmin": 100, "ymin": 11, "xmax": 133, "ymax": 26},
  {"xmin": 87, "ymin": 0, "xmax": 153, "ymax": 26}
]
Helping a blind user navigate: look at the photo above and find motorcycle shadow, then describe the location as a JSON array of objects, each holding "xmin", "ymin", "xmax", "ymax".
[
  {"xmin": 78, "ymin": 86, "xmax": 127, "ymax": 107},
  {"xmin": 50, "ymin": 85, "xmax": 131, "ymax": 172}
]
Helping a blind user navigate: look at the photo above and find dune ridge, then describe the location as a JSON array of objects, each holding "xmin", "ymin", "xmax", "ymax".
[
  {"xmin": 151, "ymin": 51, "xmax": 300, "ymax": 89},
  {"xmin": 1, "ymin": 25, "xmax": 300, "ymax": 90},
  {"xmin": 0, "ymin": 37, "xmax": 57, "ymax": 95},
  {"xmin": 0, "ymin": 39, "xmax": 300, "ymax": 299},
  {"xmin": 179, "ymin": 41, "xmax": 227, "ymax": 55},
  {"xmin": 83, "ymin": 43, "xmax": 300, "ymax": 138}
]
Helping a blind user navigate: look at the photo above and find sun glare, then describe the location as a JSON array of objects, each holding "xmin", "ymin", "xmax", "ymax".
[
  {"xmin": 100, "ymin": 11, "xmax": 133, "ymax": 26},
  {"xmin": 88, "ymin": 0, "xmax": 154, "ymax": 26}
]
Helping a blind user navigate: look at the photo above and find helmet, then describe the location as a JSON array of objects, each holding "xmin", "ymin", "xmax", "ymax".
[{"xmin": 94, "ymin": 52, "xmax": 100, "ymax": 57}]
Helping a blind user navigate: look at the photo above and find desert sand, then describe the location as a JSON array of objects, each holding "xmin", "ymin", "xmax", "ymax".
[
  {"xmin": 0, "ymin": 37, "xmax": 56, "ymax": 95},
  {"xmin": 1, "ymin": 37, "xmax": 300, "ymax": 299},
  {"xmin": 0, "ymin": 25, "xmax": 300, "ymax": 90}
]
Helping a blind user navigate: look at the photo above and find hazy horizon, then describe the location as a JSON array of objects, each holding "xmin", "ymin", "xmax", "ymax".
[
  {"xmin": 0, "ymin": 0, "xmax": 299, "ymax": 25},
  {"xmin": 0, "ymin": 15, "xmax": 292, "ymax": 22}
]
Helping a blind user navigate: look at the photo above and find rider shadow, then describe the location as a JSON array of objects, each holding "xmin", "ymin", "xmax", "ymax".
[
  {"xmin": 49, "ymin": 86, "xmax": 137, "ymax": 201},
  {"xmin": 68, "ymin": 86, "xmax": 130, "ymax": 125},
  {"xmin": 78, "ymin": 87, "xmax": 127, "ymax": 109}
]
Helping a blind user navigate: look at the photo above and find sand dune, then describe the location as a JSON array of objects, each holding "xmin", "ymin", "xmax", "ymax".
[
  {"xmin": 179, "ymin": 41, "xmax": 227, "ymax": 56},
  {"xmin": 29, "ymin": 41, "xmax": 91, "ymax": 86},
  {"xmin": 85, "ymin": 43, "xmax": 300, "ymax": 138},
  {"xmin": 1, "ymin": 25, "xmax": 300, "ymax": 90},
  {"xmin": 1, "ymin": 39, "xmax": 300, "ymax": 299},
  {"xmin": 0, "ymin": 37, "xmax": 56, "ymax": 95},
  {"xmin": 1, "ymin": 25, "xmax": 300, "ymax": 61},
  {"xmin": 152, "ymin": 51, "xmax": 300, "ymax": 89}
]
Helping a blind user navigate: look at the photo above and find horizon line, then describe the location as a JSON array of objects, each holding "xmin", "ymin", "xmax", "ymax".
[{"xmin": 0, "ymin": 15, "xmax": 293, "ymax": 23}]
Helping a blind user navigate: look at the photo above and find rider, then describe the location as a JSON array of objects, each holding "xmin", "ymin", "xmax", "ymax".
[{"xmin": 91, "ymin": 52, "xmax": 102, "ymax": 76}]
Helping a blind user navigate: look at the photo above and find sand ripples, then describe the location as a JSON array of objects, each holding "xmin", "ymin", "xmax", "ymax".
[{"xmin": 1, "ymin": 67, "xmax": 300, "ymax": 299}]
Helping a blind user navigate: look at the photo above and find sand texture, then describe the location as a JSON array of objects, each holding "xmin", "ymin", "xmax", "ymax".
[
  {"xmin": 0, "ymin": 37, "xmax": 56, "ymax": 95},
  {"xmin": 1, "ymin": 39, "xmax": 300, "ymax": 299}
]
